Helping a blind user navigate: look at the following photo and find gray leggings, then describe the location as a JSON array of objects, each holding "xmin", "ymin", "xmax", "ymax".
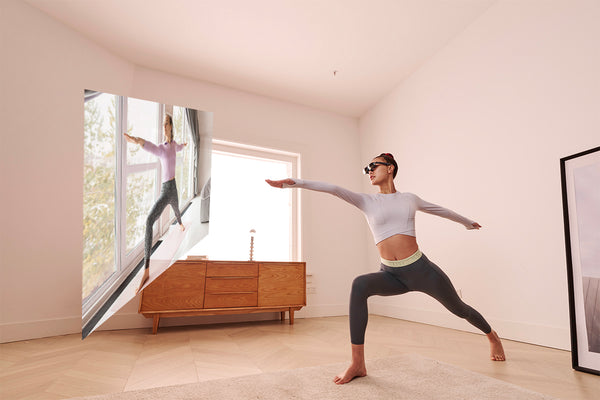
[
  {"xmin": 349, "ymin": 253, "xmax": 491, "ymax": 344},
  {"xmin": 144, "ymin": 179, "xmax": 182, "ymax": 268}
]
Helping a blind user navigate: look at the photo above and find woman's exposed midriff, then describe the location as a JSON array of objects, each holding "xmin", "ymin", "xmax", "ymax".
[{"xmin": 376, "ymin": 234, "xmax": 419, "ymax": 261}]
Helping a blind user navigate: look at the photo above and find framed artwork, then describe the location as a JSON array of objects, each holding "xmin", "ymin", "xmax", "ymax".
[{"xmin": 560, "ymin": 145, "xmax": 600, "ymax": 375}]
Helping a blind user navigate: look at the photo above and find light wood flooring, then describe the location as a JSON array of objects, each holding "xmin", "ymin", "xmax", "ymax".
[{"xmin": 1, "ymin": 316, "xmax": 599, "ymax": 400}]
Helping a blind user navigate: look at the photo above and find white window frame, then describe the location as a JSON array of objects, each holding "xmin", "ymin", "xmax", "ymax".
[{"xmin": 212, "ymin": 139, "xmax": 301, "ymax": 262}]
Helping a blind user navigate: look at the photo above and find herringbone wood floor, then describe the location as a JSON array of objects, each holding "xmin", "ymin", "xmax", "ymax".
[{"xmin": 1, "ymin": 316, "xmax": 598, "ymax": 400}]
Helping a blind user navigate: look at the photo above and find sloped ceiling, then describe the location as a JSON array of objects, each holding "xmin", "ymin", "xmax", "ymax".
[{"xmin": 25, "ymin": 0, "xmax": 495, "ymax": 117}]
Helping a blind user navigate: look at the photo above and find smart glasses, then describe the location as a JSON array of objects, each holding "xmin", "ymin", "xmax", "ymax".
[{"xmin": 363, "ymin": 161, "xmax": 391, "ymax": 174}]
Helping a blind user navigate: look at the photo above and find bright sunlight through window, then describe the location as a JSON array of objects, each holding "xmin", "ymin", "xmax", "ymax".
[{"xmin": 208, "ymin": 146, "xmax": 298, "ymax": 262}]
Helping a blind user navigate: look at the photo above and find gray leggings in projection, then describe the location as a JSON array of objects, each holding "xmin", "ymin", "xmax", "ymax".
[
  {"xmin": 144, "ymin": 178, "xmax": 182, "ymax": 268},
  {"xmin": 349, "ymin": 253, "xmax": 491, "ymax": 344}
]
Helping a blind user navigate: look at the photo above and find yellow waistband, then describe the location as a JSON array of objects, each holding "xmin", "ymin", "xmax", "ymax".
[{"xmin": 381, "ymin": 250, "xmax": 423, "ymax": 267}]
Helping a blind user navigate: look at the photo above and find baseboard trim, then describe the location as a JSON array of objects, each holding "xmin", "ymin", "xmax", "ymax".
[
  {"xmin": 369, "ymin": 302, "xmax": 570, "ymax": 351},
  {"xmin": 296, "ymin": 304, "xmax": 347, "ymax": 319},
  {"xmin": 0, "ymin": 304, "xmax": 348, "ymax": 343},
  {"xmin": 2, "ymin": 303, "xmax": 568, "ymax": 350},
  {"xmin": 0, "ymin": 316, "xmax": 82, "ymax": 343},
  {"xmin": 96, "ymin": 304, "xmax": 349, "ymax": 332}
]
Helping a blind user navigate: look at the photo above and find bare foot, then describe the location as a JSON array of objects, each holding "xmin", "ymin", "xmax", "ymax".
[
  {"xmin": 136, "ymin": 269, "xmax": 150, "ymax": 294},
  {"xmin": 180, "ymin": 223, "xmax": 185, "ymax": 231},
  {"xmin": 487, "ymin": 330, "xmax": 506, "ymax": 361},
  {"xmin": 333, "ymin": 363, "xmax": 367, "ymax": 385}
]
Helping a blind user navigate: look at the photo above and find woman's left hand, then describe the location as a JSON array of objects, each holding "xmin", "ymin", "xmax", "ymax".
[
  {"xmin": 472, "ymin": 222, "xmax": 482, "ymax": 229},
  {"xmin": 265, "ymin": 178, "xmax": 295, "ymax": 188}
]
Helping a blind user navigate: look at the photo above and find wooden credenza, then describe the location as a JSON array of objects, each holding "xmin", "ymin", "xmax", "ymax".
[{"xmin": 139, "ymin": 260, "xmax": 306, "ymax": 334}]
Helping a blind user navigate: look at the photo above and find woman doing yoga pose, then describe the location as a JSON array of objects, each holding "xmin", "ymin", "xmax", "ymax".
[
  {"xmin": 124, "ymin": 113, "xmax": 186, "ymax": 293},
  {"xmin": 266, "ymin": 153, "xmax": 505, "ymax": 385}
]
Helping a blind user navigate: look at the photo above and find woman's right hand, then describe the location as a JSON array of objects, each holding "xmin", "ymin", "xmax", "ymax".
[
  {"xmin": 124, "ymin": 133, "xmax": 144, "ymax": 146},
  {"xmin": 123, "ymin": 133, "xmax": 136, "ymax": 144},
  {"xmin": 265, "ymin": 178, "xmax": 295, "ymax": 188}
]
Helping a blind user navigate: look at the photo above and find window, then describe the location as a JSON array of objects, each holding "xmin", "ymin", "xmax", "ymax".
[
  {"xmin": 82, "ymin": 94, "xmax": 195, "ymax": 325},
  {"xmin": 124, "ymin": 97, "xmax": 161, "ymax": 255},
  {"xmin": 209, "ymin": 141, "xmax": 300, "ymax": 262},
  {"xmin": 172, "ymin": 106, "xmax": 194, "ymax": 208},
  {"xmin": 83, "ymin": 93, "xmax": 118, "ymax": 304}
]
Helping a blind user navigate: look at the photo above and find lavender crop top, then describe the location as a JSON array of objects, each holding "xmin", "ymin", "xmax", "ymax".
[
  {"xmin": 285, "ymin": 179, "xmax": 476, "ymax": 244},
  {"xmin": 142, "ymin": 140, "xmax": 185, "ymax": 183}
]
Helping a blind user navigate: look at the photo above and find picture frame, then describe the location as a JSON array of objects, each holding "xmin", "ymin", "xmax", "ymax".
[{"xmin": 560, "ymin": 145, "xmax": 600, "ymax": 375}]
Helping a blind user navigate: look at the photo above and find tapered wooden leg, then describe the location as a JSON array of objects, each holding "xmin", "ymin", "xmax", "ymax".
[
  {"xmin": 280, "ymin": 311, "xmax": 286, "ymax": 321},
  {"xmin": 152, "ymin": 315, "xmax": 160, "ymax": 334},
  {"xmin": 289, "ymin": 309, "xmax": 295, "ymax": 325}
]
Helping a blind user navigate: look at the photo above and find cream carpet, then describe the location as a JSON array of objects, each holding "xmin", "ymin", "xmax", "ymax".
[{"xmin": 69, "ymin": 354, "xmax": 556, "ymax": 400}]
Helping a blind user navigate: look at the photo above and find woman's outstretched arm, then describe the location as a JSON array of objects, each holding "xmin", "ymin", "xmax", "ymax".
[
  {"xmin": 266, "ymin": 178, "xmax": 367, "ymax": 210},
  {"xmin": 415, "ymin": 194, "xmax": 481, "ymax": 230},
  {"xmin": 124, "ymin": 133, "xmax": 145, "ymax": 146},
  {"xmin": 124, "ymin": 133, "xmax": 163, "ymax": 156}
]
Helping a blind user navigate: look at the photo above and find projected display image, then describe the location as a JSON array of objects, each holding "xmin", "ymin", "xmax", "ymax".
[{"xmin": 83, "ymin": 90, "xmax": 212, "ymax": 337}]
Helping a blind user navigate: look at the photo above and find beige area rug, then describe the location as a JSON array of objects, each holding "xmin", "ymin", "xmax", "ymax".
[{"xmin": 69, "ymin": 354, "xmax": 556, "ymax": 400}]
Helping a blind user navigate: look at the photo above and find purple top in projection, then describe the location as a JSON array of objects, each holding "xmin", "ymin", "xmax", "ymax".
[{"xmin": 142, "ymin": 140, "xmax": 185, "ymax": 183}]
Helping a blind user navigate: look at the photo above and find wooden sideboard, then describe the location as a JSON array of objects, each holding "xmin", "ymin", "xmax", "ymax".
[{"xmin": 139, "ymin": 260, "xmax": 306, "ymax": 334}]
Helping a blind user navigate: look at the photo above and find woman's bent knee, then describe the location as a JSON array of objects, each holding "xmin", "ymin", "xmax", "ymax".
[{"xmin": 351, "ymin": 275, "xmax": 371, "ymax": 298}]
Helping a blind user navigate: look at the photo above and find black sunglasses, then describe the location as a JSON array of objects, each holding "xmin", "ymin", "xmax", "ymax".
[{"xmin": 363, "ymin": 161, "xmax": 391, "ymax": 174}]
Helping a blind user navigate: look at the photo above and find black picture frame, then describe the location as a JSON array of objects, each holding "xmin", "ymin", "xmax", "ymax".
[{"xmin": 560, "ymin": 145, "xmax": 600, "ymax": 375}]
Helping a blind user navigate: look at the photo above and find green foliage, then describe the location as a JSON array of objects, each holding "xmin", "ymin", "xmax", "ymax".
[{"xmin": 83, "ymin": 97, "xmax": 116, "ymax": 302}]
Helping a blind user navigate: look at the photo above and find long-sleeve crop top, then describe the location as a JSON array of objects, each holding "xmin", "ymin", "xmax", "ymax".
[
  {"xmin": 142, "ymin": 140, "xmax": 185, "ymax": 183},
  {"xmin": 284, "ymin": 179, "xmax": 477, "ymax": 244}
]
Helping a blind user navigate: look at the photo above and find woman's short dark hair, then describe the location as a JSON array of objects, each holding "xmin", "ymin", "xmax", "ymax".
[{"xmin": 378, "ymin": 153, "xmax": 398, "ymax": 178}]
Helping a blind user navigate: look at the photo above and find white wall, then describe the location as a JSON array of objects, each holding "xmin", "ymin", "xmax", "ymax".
[
  {"xmin": 0, "ymin": 0, "xmax": 365, "ymax": 342},
  {"xmin": 360, "ymin": 0, "xmax": 600, "ymax": 350},
  {"xmin": 3, "ymin": 0, "xmax": 596, "ymax": 350}
]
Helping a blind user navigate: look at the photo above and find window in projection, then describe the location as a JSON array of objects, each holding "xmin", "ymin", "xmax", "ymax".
[
  {"xmin": 126, "ymin": 98, "xmax": 160, "ymax": 165},
  {"xmin": 172, "ymin": 106, "xmax": 194, "ymax": 210},
  {"xmin": 82, "ymin": 90, "xmax": 210, "ymax": 333},
  {"xmin": 83, "ymin": 93, "xmax": 117, "ymax": 303},
  {"xmin": 125, "ymin": 170, "xmax": 157, "ymax": 253}
]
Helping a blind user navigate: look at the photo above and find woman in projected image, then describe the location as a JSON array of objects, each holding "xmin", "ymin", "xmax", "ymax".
[
  {"xmin": 124, "ymin": 113, "xmax": 186, "ymax": 293},
  {"xmin": 266, "ymin": 153, "xmax": 505, "ymax": 385}
]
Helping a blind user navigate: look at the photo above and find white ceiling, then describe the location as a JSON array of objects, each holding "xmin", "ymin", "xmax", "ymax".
[{"xmin": 25, "ymin": 0, "xmax": 495, "ymax": 117}]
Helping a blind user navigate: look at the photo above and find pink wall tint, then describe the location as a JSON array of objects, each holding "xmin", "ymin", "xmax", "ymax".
[{"xmin": 359, "ymin": 0, "xmax": 600, "ymax": 350}]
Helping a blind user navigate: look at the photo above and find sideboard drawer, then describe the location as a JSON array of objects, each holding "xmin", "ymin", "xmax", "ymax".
[
  {"xmin": 207, "ymin": 262, "xmax": 258, "ymax": 277},
  {"xmin": 204, "ymin": 292, "xmax": 258, "ymax": 308},
  {"xmin": 205, "ymin": 277, "xmax": 258, "ymax": 292}
]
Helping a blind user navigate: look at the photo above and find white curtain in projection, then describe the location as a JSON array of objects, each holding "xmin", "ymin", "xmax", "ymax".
[{"xmin": 209, "ymin": 152, "xmax": 292, "ymax": 262}]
